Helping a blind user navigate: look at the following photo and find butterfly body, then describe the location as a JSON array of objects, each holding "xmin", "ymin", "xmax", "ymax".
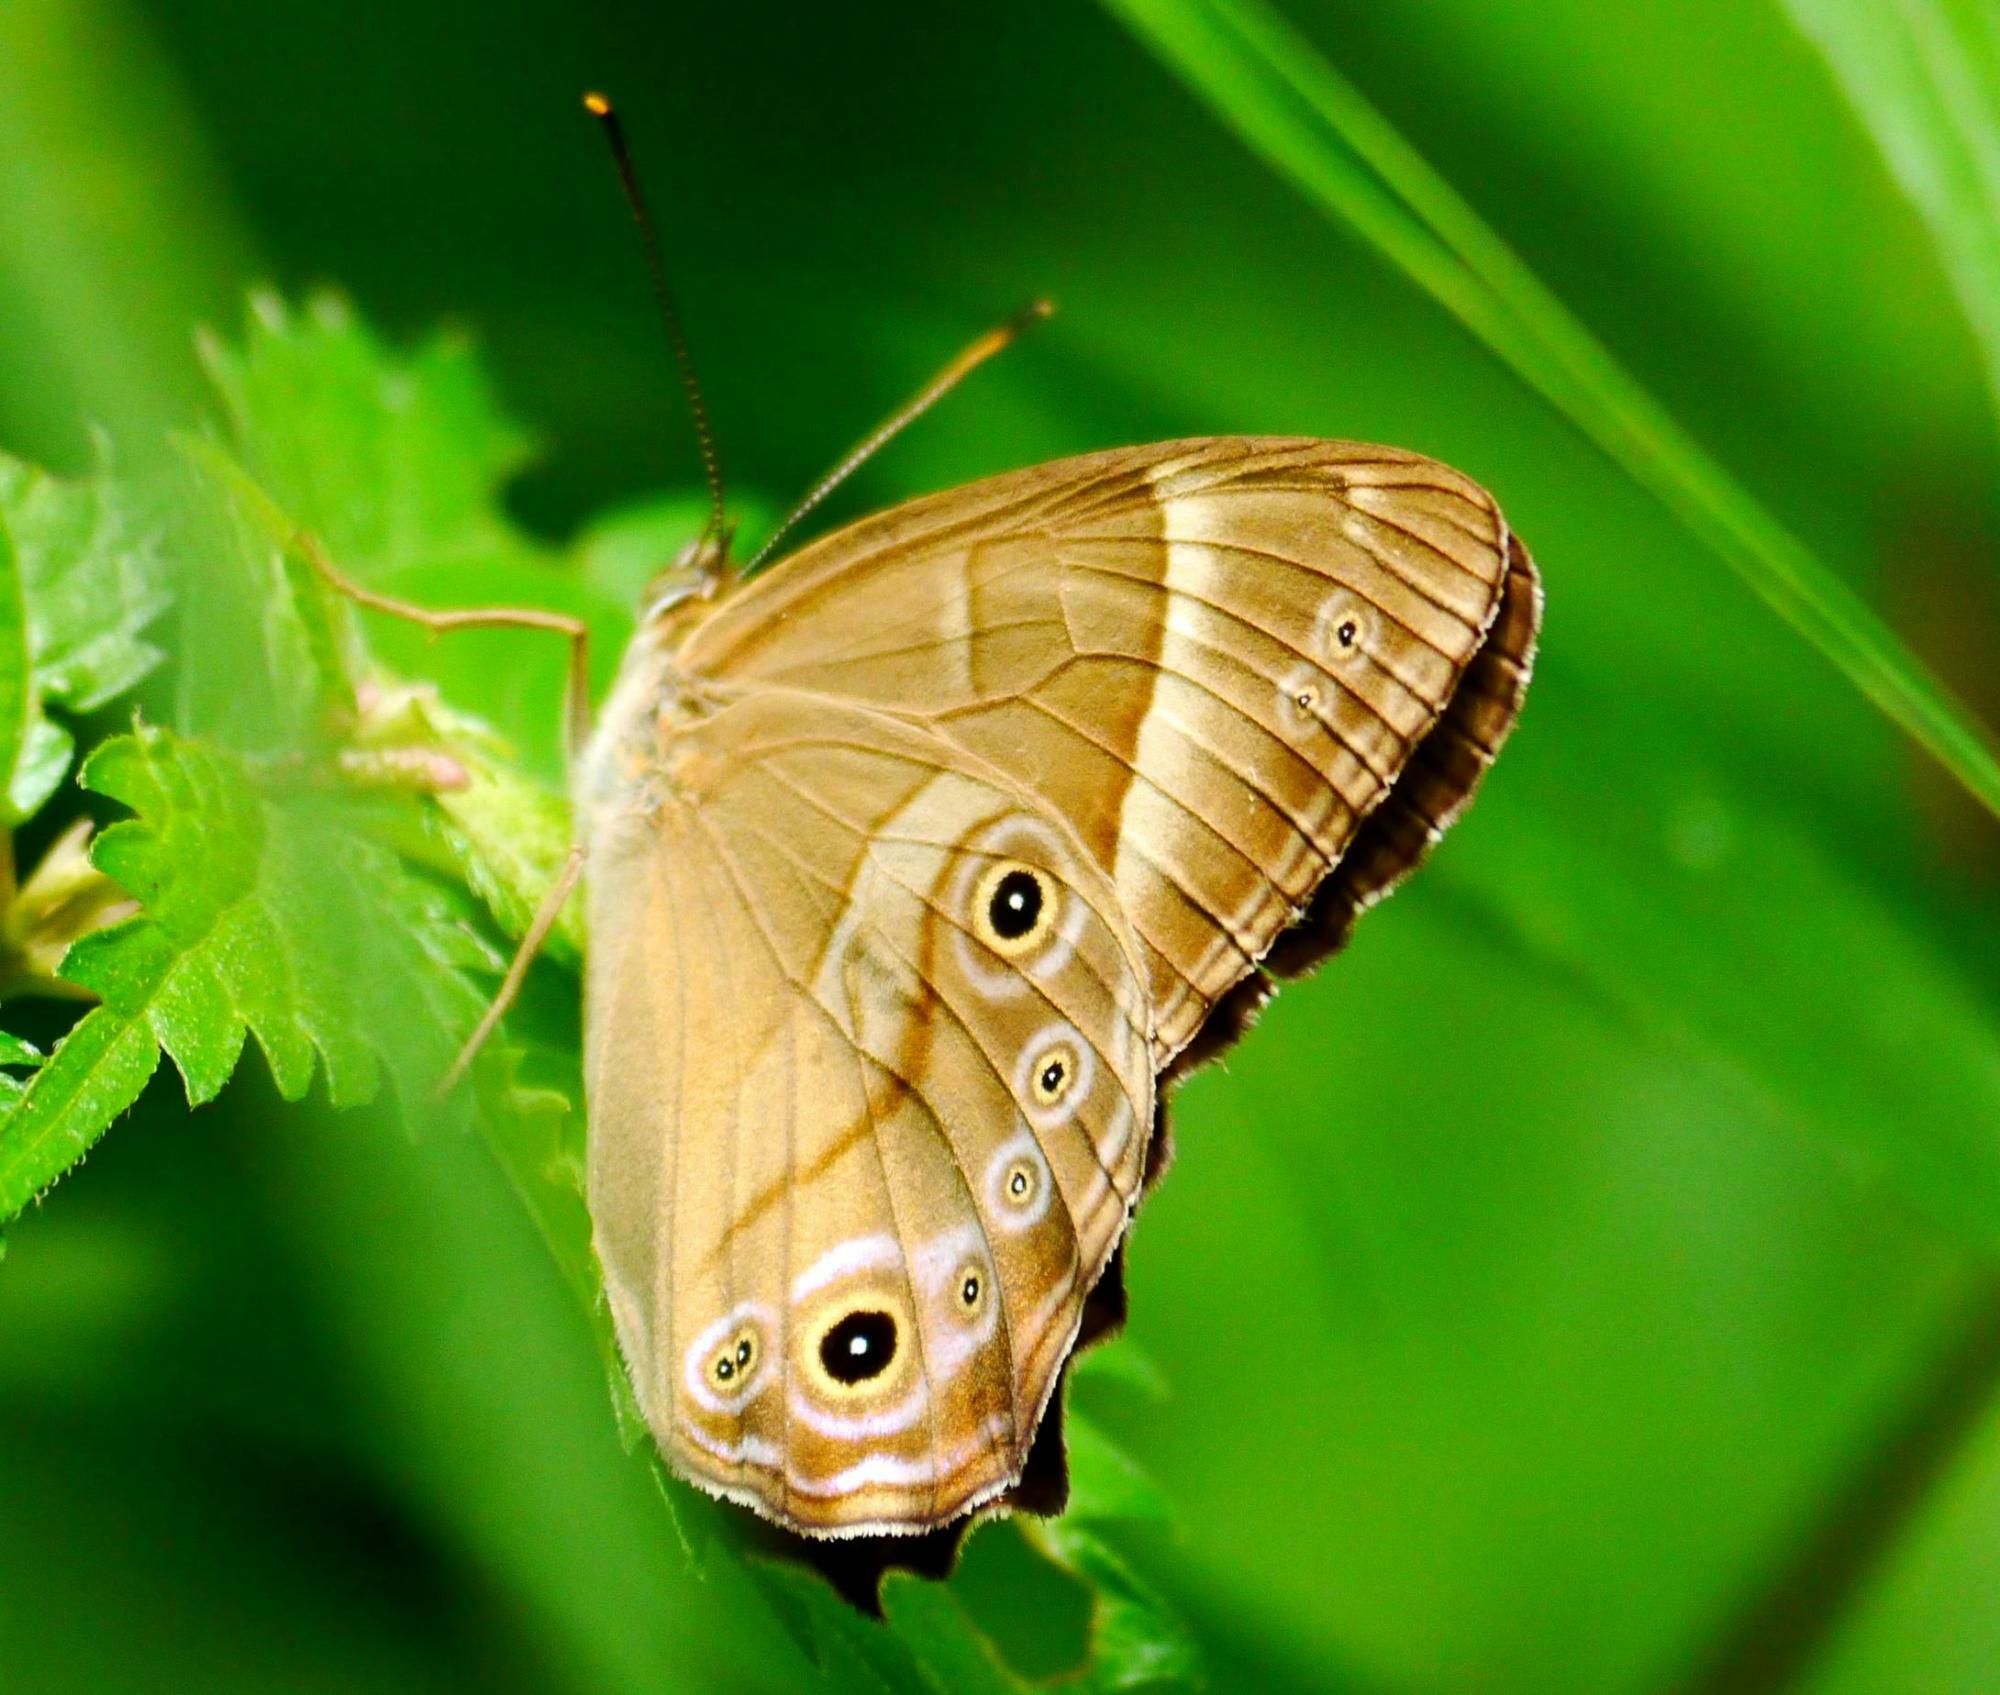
[{"xmin": 579, "ymin": 437, "xmax": 1539, "ymax": 1539}]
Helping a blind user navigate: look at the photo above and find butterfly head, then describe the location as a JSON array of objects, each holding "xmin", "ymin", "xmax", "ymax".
[{"xmin": 637, "ymin": 521, "xmax": 735, "ymax": 629}]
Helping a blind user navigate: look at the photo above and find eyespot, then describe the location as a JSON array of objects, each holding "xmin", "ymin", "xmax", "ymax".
[
  {"xmin": 709, "ymin": 1325, "xmax": 759, "ymax": 1388},
  {"xmin": 1031, "ymin": 1041, "xmax": 1078, "ymax": 1108},
  {"xmin": 950, "ymin": 816, "xmax": 1091, "ymax": 998},
  {"xmin": 952, "ymin": 1259, "xmax": 992, "ymax": 1318},
  {"xmin": 973, "ymin": 860, "xmax": 1057, "ymax": 958},
  {"xmin": 986, "ymin": 1129, "xmax": 1054, "ymax": 1231},
  {"xmin": 683, "ymin": 1302, "xmax": 777, "ymax": 1413},
  {"xmin": 1317, "ymin": 595, "xmax": 1374, "ymax": 667},
  {"xmin": 817, "ymin": 1309, "xmax": 898, "ymax": 1385},
  {"xmin": 1280, "ymin": 663, "xmax": 1333, "ymax": 733},
  {"xmin": 1015, "ymin": 1019, "xmax": 1096, "ymax": 1134}
]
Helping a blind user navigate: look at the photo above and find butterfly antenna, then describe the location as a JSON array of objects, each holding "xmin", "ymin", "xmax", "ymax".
[
  {"xmin": 745, "ymin": 299, "xmax": 1054, "ymax": 574},
  {"xmin": 584, "ymin": 92, "xmax": 728, "ymax": 554}
]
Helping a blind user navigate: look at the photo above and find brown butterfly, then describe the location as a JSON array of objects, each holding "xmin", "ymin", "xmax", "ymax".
[
  {"xmin": 578, "ymin": 430, "xmax": 1539, "ymax": 1550},
  {"xmin": 320, "ymin": 97, "xmax": 1540, "ymax": 1581}
]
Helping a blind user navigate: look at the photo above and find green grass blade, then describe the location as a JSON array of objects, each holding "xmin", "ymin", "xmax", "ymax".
[
  {"xmin": 1102, "ymin": 0, "xmax": 2000, "ymax": 821},
  {"xmin": 1783, "ymin": 0, "xmax": 2000, "ymax": 418}
]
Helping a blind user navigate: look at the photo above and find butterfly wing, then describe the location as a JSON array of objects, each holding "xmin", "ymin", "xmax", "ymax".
[
  {"xmin": 584, "ymin": 690, "xmax": 1152, "ymax": 1535},
  {"xmin": 585, "ymin": 435, "xmax": 1538, "ymax": 1537},
  {"xmin": 677, "ymin": 437, "xmax": 1540, "ymax": 1058}
]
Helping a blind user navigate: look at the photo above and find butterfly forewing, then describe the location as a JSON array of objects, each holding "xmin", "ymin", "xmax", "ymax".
[
  {"xmin": 584, "ymin": 435, "xmax": 1539, "ymax": 1538},
  {"xmin": 678, "ymin": 438, "xmax": 1535, "ymax": 1059}
]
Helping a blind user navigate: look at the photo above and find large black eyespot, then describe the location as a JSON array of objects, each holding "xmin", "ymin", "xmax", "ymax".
[
  {"xmin": 818, "ymin": 1309, "xmax": 898, "ymax": 1385},
  {"xmin": 990, "ymin": 870, "xmax": 1041, "ymax": 939},
  {"xmin": 973, "ymin": 860, "xmax": 1057, "ymax": 958}
]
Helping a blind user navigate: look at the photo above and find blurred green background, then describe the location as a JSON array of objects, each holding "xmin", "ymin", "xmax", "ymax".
[{"xmin": 3, "ymin": 1, "xmax": 2000, "ymax": 1691}]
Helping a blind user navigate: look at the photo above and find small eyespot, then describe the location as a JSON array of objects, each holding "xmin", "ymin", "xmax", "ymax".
[
  {"xmin": 1319, "ymin": 597, "xmax": 1373, "ymax": 665},
  {"xmin": 958, "ymin": 1268, "xmax": 984, "ymax": 1311},
  {"xmin": 973, "ymin": 860, "xmax": 1057, "ymax": 958},
  {"xmin": 985, "ymin": 1132, "xmax": 1055, "ymax": 1231},
  {"xmin": 709, "ymin": 1324, "xmax": 760, "ymax": 1388},
  {"xmin": 818, "ymin": 1309, "xmax": 898, "ymax": 1385},
  {"xmin": 1031, "ymin": 1041, "xmax": 1078, "ymax": 1108},
  {"xmin": 1281, "ymin": 666, "xmax": 1333, "ymax": 733}
]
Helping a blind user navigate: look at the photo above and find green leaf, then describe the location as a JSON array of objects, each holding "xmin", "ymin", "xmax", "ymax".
[
  {"xmin": 1100, "ymin": 0, "xmax": 2000, "ymax": 824},
  {"xmin": 1031, "ymin": 1521, "xmax": 1205, "ymax": 1694},
  {"xmin": 0, "ymin": 448, "xmax": 168, "ymax": 822},
  {"xmin": 191, "ymin": 286, "xmax": 622, "ymax": 793},
  {"xmin": 1782, "ymin": 0, "xmax": 2000, "ymax": 418},
  {"xmin": 1067, "ymin": 1410, "xmax": 1176, "ymax": 1526},
  {"xmin": 0, "ymin": 723, "xmax": 492, "ymax": 1222},
  {"xmin": 167, "ymin": 435, "xmax": 356, "ymax": 752},
  {"xmin": 0, "ymin": 1031, "xmax": 42, "ymax": 1113},
  {"xmin": 197, "ymin": 290, "xmax": 537, "ymax": 582},
  {"xmin": 876, "ymin": 1576, "xmax": 1033, "ymax": 1695},
  {"xmin": 423, "ymin": 736, "xmax": 582, "ymax": 961},
  {"xmin": 1072, "ymin": 1337, "xmax": 1173, "ymax": 1402},
  {"xmin": 748, "ymin": 1491, "xmax": 1202, "ymax": 1694},
  {"xmin": 0, "ymin": 1004, "xmax": 158, "ymax": 1217}
]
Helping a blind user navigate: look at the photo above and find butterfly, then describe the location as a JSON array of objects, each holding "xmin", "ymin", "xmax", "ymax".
[
  {"xmin": 317, "ymin": 97, "xmax": 1540, "ymax": 1584},
  {"xmin": 575, "ymin": 432, "xmax": 1540, "ymax": 1549}
]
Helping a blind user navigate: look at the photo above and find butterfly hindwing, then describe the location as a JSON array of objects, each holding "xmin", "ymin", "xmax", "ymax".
[{"xmin": 584, "ymin": 690, "xmax": 1150, "ymax": 1535}]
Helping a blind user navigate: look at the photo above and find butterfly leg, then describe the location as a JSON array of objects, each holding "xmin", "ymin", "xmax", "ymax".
[
  {"xmin": 294, "ymin": 531, "xmax": 596, "ymax": 1089},
  {"xmin": 295, "ymin": 530, "xmax": 594, "ymax": 759},
  {"xmin": 435, "ymin": 840, "xmax": 587, "ymax": 1097}
]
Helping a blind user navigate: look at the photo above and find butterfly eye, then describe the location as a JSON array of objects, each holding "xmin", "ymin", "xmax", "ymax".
[
  {"xmin": 973, "ymin": 860, "xmax": 1057, "ymax": 957},
  {"xmin": 818, "ymin": 1309, "xmax": 898, "ymax": 1385}
]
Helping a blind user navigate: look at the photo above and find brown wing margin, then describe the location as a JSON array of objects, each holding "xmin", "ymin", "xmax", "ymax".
[{"xmin": 1166, "ymin": 527, "xmax": 1542, "ymax": 1089}]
